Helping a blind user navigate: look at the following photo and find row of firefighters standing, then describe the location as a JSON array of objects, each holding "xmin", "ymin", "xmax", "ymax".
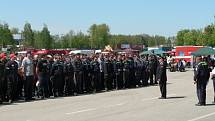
[{"xmin": 0, "ymin": 52, "xmax": 167, "ymax": 103}]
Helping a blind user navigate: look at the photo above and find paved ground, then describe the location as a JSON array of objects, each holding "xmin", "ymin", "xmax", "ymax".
[{"xmin": 0, "ymin": 70, "xmax": 215, "ymax": 121}]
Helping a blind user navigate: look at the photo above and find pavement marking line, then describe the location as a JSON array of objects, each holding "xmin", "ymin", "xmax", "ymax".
[
  {"xmin": 187, "ymin": 112, "xmax": 215, "ymax": 121},
  {"xmin": 104, "ymin": 102, "xmax": 127, "ymax": 108},
  {"xmin": 141, "ymin": 94, "xmax": 176, "ymax": 101},
  {"xmin": 65, "ymin": 108, "xmax": 97, "ymax": 115}
]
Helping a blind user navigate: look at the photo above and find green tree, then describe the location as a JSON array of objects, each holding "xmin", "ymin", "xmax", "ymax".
[
  {"xmin": 40, "ymin": 25, "xmax": 53, "ymax": 49},
  {"xmin": 88, "ymin": 24, "xmax": 110, "ymax": 49},
  {"xmin": 176, "ymin": 29, "xmax": 190, "ymax": 46},
  {"xmin": 10, "ymin": 28, "xmax": 19, "ymax": 34},
  {"xmin": 34, "ymin": 31, "xmax": 42, "ymax": 49},
  {"xmin": 22, "ymin": 22, "xmax": 34, "ymax": 47},
  {"xmin": 0, "ymin": 23, "xmax": 14, "ymax": 47}
]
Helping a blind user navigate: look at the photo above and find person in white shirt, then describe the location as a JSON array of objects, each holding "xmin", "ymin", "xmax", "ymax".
[{"xmin": 21, "ymin": 51, "xmax": 34, "ymax": 101}]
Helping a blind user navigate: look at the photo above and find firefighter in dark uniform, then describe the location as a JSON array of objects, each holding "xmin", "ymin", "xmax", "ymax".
[
  {"xmin": 0, "ymin": 54, "xmax": 6, "ymax": 104},
  {"xmin": 194, "ymin": 57, "xmax": 210, "ymax": 106},
  {"xmin": 141, "ymin": 56, "xmax": 149, "ymax": 86},
  {"xmin": 98, "ymin": 55, "xmax": 105, "ymax": 91},
  {"xmin": 134, "ymin": 55, "xmax": 142, "ymax": 87},
  {"xmin": 64, "ymin": 56, "xmax": 74, "ymax": 96},
  {"xmin": 5, "ymin": 54, "xmax": 18, "ymax": 103},
  {"xmin": 90, "ymin": 56, "xmax": 100, "ymax": 92},
  {"xmin": 112, "ymin": 56, "xmax": 117, "ymax": 90},
  {"xmin": 149, "ymin": 55, "xmax": 158, "ymax": 85},
  {"xmin": 51, "ymin": 55, "xmax": 65, "ymax": 97},
  {"xmin": 82, "ymin": 55, "xmax": 91, "ymax": 93},
  {"xmin": 103, "ymin": 55, "xmax": 113, "ymax": 91},
  {"xmin": 123, "ymin": 56, "xmax": 130, "ymax": 88},
  {"xmin": 156, "ymin": 57, "xmax": 167, "ymax": 99},
  {"xmin": 36, "ymin": 55, "xmax": 50, "ymax": 98},
  {"xmin": 128, "ymin": 56, "xmax": 135, "ymax": 88},
  {"xmin": 115, "ymin": 55, "xmax": 124, "ymax": 89},
  {"xmin": 73, "ymin": 53, "xmax": 83, "ymax": 94}
]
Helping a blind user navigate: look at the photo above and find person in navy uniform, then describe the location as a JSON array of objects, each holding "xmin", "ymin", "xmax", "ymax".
[
  {"xmin": 36, "ymin": 55, "xmax": 50, "ymax": 99},
  {"xmin": 156, "ymin": 56, "xmax": 167, "ymax": 99},
  {"xmin": 194, "ymin": 57, "xmax": 210, "ymax": 106},
  {"xmin": 82, "ymin": 55, "xmax": 91, "ymax": 93},
  {"xmin": 103, "ymin": 55, "xmax": 113, "ymax": 91},
  {"xmin": 90, "ymin": 56, "xmax": 100, "ymax": 92},
  {"xmin": 73, "ymin": 53, "xmax": 83, "ymax": 94},
  {"xmin": 64, "ymin": 56, "xmax": 74, "ymax": 96},
  {"xmin": 0, "ymin": 53, "xmax": 7, "ymax": 104},
  {"xmin": 5, "ymin": 54, "xmax": 18, "ymax": 103},
  {"xmin": 50, "ymin": 55, "xmax": 65, "ymax": 97},
  {"xmin": 114, "ymin": 55, "xmax": 124, "ymax": 89}
]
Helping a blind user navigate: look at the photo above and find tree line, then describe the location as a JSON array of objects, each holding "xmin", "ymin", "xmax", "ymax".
[
  {"xmin": 0, "ymin": 22, "xmax": 172, "ymax": 50},
  {"xmin": 176, "ymin": 24, "xmax": 215, "ymax": 47}
]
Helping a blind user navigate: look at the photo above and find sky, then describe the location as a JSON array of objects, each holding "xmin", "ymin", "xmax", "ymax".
[{"xmin": 0, "ymin": 0, "xmax": 215, "ymax": 37}]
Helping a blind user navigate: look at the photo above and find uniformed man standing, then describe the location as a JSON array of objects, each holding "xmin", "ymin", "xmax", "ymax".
[
  {"xmin": 128, "ymin": 56, "xmax": 135, "ymax": 88},
  {"xmin": 50, "ymin": 55, "xmax": 64, "ymax": 97},
  {"xmin": 90, "ymin": 56, "xmax": 100, "ymax": 92},
  {"xmin": 36, "ymin": 55, "xmax": 50, "ymax": 99},
  {"xmin": 156, "ymin": 57, "xmax": 167, "ymax": 99},
  {"xmin": 5, "ymin": 54, "xmax": 18, "ymax": 103},
  {"xmin": 82, "ymin": 55, "xmax": 91, "ymax": 93},
  {"xmin": 0, "ymin": 54, "xmax": 6, "ymax": 104},
  {"xmin": 98, "ymin": 54, "xmax": 105, "ymax": 91},
  {"xmin": 103, "ymin": 55, "xmax": 113, "ymax": 91},
  {"xmin": 73, "ymin": 54, "xmax": 83, "ymax": 94},
  {"xmin": 64, "ymin": 56, "xmax": 74, "ymax": 96},
  {"xmin": 194, "ymin": 57, "xmax": 210, "ymax": 106},
  {"xmin": 115, "ymin": 55, "xmax": 124, "ymax": 89},
  {"xmin": 123, "ymin": 56, "xmax": 130, "ymax": 88},
  {"xmin": 149, "ymin": 55, "xmax": 158, "ymax": 85},
  {"xmin": 134, "ymin": 55, "xmax": 142, "ymax": 87}
]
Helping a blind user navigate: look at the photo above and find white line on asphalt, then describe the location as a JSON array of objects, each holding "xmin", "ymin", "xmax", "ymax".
[
  {"xmin": 104, "ymin": 102, "xmax": 126, "ymax": 108},
  {"xmin": 65, "ymin": 108, "xmax": 97, "ymax": 115},
  {"xmin": 141, "ymin": 94, "xmax": 176, "ymax": 101},
  {"xmin": 187, "ymin": 112, "xmax": 215, "ymax": 121}
]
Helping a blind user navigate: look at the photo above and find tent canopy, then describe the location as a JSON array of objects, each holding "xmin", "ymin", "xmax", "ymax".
[
  {"xmin": 191, "ymin": 47, "xmax": 215, "ymax": 56},
  {"xmin": 140, "ymin": 49, "xmax": 165, "ymax": 55}
]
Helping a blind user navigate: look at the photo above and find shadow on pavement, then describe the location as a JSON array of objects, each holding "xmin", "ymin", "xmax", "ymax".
[
  {"xmin": 166, "ymin": 96, "xmax": 186, "ymax": 99},
  {"xmin": 206, "ymin": 103, "xmax": 215, "ymax": 106}
]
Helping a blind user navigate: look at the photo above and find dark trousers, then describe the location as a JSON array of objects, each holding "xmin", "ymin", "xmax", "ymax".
[
  {"xmin": 65, "ymin": 75, "xmax": 74, "ymax": 96},
  {"xmin": 159, "ymin": 81, "xmax": 167, "ymax": 98},
  {"xmin": 142, "ymin": 71, "xmax": 149, "ymax": 86},
  {"xmin": 129, "ymin": 71, "xmax": 135, "ymax": 88},
  {"xmin": 17, "ymin": 75, "xmax": 23, "ymax": 98},
  {"xmin": 196, "ymin": 79, "xmax": 207, "ymax": 104},
  {"xmin": 0, "ymin": 77, "xmax": 4, "ymax": 102},
  {"xmin": 52, "ymin": 75, "xmax": 64, "ymax": 96},
  {"xmin": 123, "ymin": 70, "xmax": 130, "ymax": 88},
  {"xmin": 149, "ymin": 70, "xmax": 154, "ymax": 84},
  {"xmin": 91, "ymin": 72, "xmax": 99, "ymax": 92},
  {"xmin": 74, "ymin": 71, "xmax": 83, "ymax": 94},
  {"xmin": 98, "ymin": 72, "xmax": 104, "ymax": 90},
  {"xmin": 104, "ymin": 74, "xmax": 112, "ymax": 90},
  {"xmin": 83, "ymin": 71, "xmax": 90, "ymax": 92},
  {"xmin": 38, "ymin": 75, "xmax": 49, "ymax": 98},
  {"xmin": 24, "ymin": 76, "xmax": 33, "ymax": 100},
  {"xmin": 116, "ymin": 72, "xmax": 123, "ymax": 89},
  {"xmin": 7, "ymin": 75, "xmax": 18, "ymax": 101}
]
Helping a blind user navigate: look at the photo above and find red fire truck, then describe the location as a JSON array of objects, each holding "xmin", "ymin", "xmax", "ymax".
[{"xmin": 174, "ymin": 46, "xmax": 203, "ymax": 62}]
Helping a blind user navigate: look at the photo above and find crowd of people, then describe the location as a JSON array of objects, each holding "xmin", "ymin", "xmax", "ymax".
[{"xmin": 0, "ymin": 51, "xmax": 167, "ymax": 104}]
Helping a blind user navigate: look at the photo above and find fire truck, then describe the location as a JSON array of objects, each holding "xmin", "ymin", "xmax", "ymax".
[{"xmin": 174, "ymin": 46, "xmax": 203, "ymax": 62}]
